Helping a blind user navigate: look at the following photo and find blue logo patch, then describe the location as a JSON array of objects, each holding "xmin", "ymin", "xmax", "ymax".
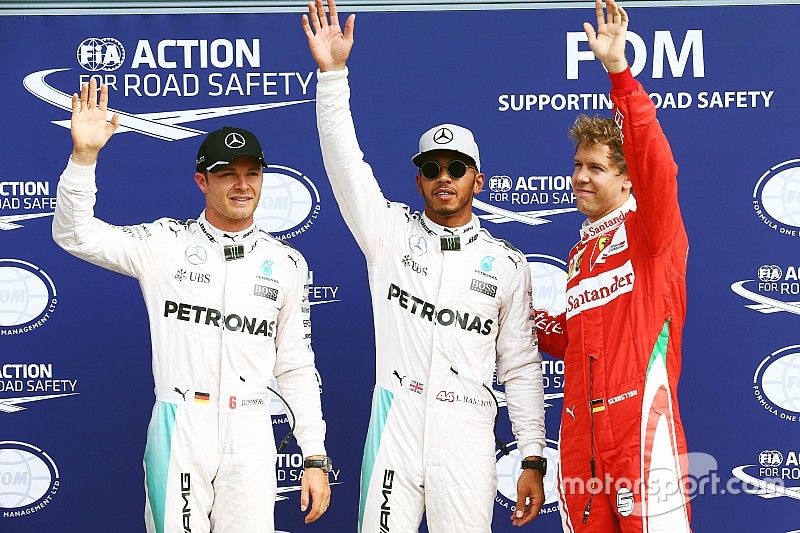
[
  {"xmin": 261, "ymin": 260, "xmax": 274, "ymax": 276},
  {"xmin": 481, "ymin": 256, "xmax": 495, "ymax": 272}
]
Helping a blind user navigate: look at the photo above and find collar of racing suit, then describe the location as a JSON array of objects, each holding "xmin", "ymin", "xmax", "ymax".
[
  {"xmin": 197, "ymin": 211, "xmax": 257, "ymax": 243},
  {"xmin": 192, "ymin": 211, "xmax": 265, "ymax": 261},
  {"xmin": 419, "ymin": 212, "xmax": 482, "ymax": 252},
  {"xmin": 579, "ymin": 195, "xmax": 637, "ymax": 244}
]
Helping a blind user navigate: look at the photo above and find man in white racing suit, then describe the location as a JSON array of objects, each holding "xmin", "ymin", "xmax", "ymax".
[
  {"xmin": 52, "ymin": 79, "xmax": 331, "ymax": 533},
  {"xmin": 302, "ymin": 1, "xmax": 546, "ymax": 531}
]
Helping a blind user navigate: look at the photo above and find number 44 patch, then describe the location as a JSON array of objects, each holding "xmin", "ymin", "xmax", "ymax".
[{"xmin": 436, "ymin": 391, "xmax": 455, "ymax": 402}]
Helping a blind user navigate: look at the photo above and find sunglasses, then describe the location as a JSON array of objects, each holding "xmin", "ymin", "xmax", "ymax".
[{"xmin": 418, "ymin": 160, "xmax": 476, "ymax": 180}]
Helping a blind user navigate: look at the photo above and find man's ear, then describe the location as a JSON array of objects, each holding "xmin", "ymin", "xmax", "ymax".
[
  {"xmin": 622, "ymin": 173, "xmax": 632, "ymax": 192},
  {"xmin": 473, "ymin": 172, "xmax": 485, "ymax": 194},
  {"xmin": 194, "ymin": 172, "xmax": 207, "ymax": 193}
]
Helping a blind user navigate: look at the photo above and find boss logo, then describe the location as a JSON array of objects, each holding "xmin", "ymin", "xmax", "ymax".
[
  {"xmin": 254, "ymin": 285, "xmax": 279, "ymax": 301},
  {"xmin": 470, "ymin": 279, "xmax": 497, "ymax": 298}
]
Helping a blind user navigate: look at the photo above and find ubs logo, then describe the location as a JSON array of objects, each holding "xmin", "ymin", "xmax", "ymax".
[
  {"xmin": 401, "ymin": 255, "xmax": 427, "ymax": 277},
  {"xmin": 174, "ymin": 269, "xmax": 210, "ymax": 284}
]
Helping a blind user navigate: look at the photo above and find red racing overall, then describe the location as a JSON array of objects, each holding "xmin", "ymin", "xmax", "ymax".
[{"xmin": 537, "ymin": 68, "xmax": 691, "ymax": 533}]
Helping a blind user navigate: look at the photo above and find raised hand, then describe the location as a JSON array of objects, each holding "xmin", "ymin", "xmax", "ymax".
[
  {"xmin": 584, "ymin": 0, "xmax": 629, "ymax": 74},
  {"xmin": 70, "ymin": 77, "xmax": 120, "ymax": 165},
  {"xmin": 302, "ymin": 0, "xmax": 355, "ymax": 72}
]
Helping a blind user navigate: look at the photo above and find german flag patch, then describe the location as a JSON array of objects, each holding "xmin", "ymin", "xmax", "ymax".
[
  {"xmin": 589, "ymin": 398, "xmax": 606, "ymax": 413},
  {"xmin": 194, "ymin": 392, "xmax": 210, "ymax": 404}
]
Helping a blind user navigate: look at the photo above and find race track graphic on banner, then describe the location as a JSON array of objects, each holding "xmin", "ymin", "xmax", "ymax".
[{"xmin": 1, "ymin": 3, "xmax": 799, "ymax": 531}]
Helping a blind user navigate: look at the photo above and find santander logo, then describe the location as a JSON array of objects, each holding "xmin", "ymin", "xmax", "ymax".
[{"xmin": 566, "ymin": 260, "xmax": 635, "ymax": 319}]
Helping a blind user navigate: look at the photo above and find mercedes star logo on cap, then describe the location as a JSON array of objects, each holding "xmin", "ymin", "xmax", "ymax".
[
  {"xmin": 433, "ymin": 127, "xmax": 454, "ymax": 145},
  {"xmin": 225, "ymin": 132, "xmax": 246, "ymax": 149}
]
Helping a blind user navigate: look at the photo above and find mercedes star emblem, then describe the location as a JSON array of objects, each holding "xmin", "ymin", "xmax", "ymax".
[
  {"xmin": 185, "ymin": 245, "xmax": 208, "ymax": 265},
  {"xmin": 409, "ymin": 235, "xmax": 428, "ymax": 256},
  {"xmin": 433, "ymin": 127, "xmax": 454, "ymax": 145},
  {"xmin": 225, "ymin": 132, "xmax": 246, "ymax": 149}
]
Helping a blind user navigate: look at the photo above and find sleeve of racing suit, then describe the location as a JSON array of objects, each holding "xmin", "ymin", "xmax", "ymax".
[
  {"xmin": 316, "ymin": 68, "xmax": 393, "ymax": 264},
  {"xmin": 52, "ymin": 157, "xmax": 159, "ymax": 278},
  {"xmin": 496, "ymin": 261, "xmax": 546, "ymax": 459},
  {"xmin": 533, "ymin": 309, "xmax": 568, "ymax": 359},
  {"xmin": 273, "ymin": 250, "xmax": 327, "ymax": 458},
  {"xmin": 609, "ymin": 68, "xmax": 680, "ymax": 256}
]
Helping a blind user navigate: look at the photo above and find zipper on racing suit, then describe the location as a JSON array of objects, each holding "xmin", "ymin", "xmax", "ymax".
[{"xmin": 583, "ymin": 356, "xmax": 597, "ymax": 523}]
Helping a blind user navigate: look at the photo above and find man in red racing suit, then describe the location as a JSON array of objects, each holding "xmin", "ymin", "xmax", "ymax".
[{"xmin": 536, "ymin": 2, "xmax": 691, "ymax": 531}]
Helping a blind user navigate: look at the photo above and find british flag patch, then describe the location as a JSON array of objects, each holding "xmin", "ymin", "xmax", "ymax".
[{"xmin": 409, "ymin": 380, "xmax": 424, "ymax": 394}]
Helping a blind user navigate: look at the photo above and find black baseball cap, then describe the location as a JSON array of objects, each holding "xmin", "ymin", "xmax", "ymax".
[{"xmin": 195, "ymin": 126, "xmax": 267, "ymax": 173}]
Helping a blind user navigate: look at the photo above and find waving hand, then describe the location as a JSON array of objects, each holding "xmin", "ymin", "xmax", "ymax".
[
  {"xmin": 302, "ymin": 0, "xmax": 355, "ymax": 72},
  {"xmin": 584, "ymin": 0, "xmax": 629, "ymax": 74},
  {"xmin": 70, "ymin": 77, "xmax": 120, "ymax": 166}
]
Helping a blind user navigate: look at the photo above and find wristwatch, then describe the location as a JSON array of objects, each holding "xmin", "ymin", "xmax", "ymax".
[
  {"xmin": 521, "ymin": 457, "xmax": 547, "ymax": 475},
  {"xmin": 303, "ymin": 456, "xmax": 333, "ymax": 473}
]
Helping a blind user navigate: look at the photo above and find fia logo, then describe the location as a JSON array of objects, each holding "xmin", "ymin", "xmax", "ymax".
[
  {"xmin": 488, "ymin": 176, "xmax": 513, "ymax": 193},
  {"xmin": 732, "ymin": 448, "xmax": 800, "ymax": 503},
  {"xmin": 731, "ymin": 264, "xmax": 800, "ymax": 317},
  {"xmin": 77, "ymin": 38, "xmax": 125, "ymax": 71}
]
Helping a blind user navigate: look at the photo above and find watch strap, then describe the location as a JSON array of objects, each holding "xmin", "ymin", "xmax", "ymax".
[{"xmin": 520, "ymin": 457, "xmax": 547, "ymax": 475}]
